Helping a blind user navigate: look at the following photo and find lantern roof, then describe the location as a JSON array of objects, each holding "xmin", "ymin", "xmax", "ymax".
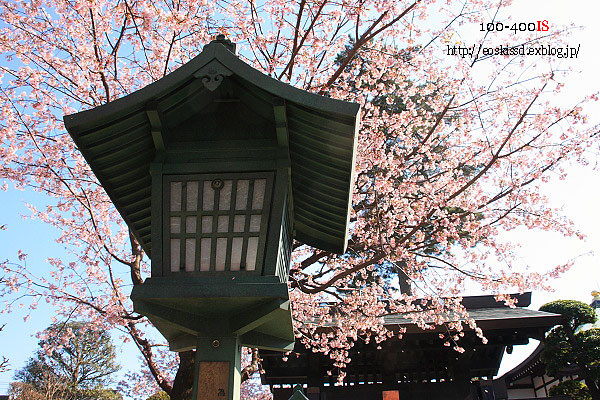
[{"xmin": 64, "ymin": 37, "xmax": 360, "ymax": 255}]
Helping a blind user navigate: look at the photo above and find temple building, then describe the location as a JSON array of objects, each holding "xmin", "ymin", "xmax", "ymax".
[
  {"xmin": 493, "ymin": 344, "xmax": 574, "ymax": 399},
  {"xmin": 260, "ymin": 292, "xmax": 563, "ymax": 400}
]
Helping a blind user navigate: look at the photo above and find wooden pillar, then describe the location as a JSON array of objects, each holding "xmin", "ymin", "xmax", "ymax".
[
  {"xmin": 192, "ymin": 336, "xmax": 241, "ymax": 400},
  {"xmin": 306, "ymin": 351, "xmax": 322, "ymax": 400}
]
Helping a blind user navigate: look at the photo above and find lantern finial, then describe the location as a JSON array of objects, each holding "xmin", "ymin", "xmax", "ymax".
[{"xmin": 211, "ymin": 34, "xmax": 236, "ymax": 54}]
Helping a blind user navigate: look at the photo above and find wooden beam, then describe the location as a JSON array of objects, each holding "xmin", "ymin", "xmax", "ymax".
[
  {"xmin": 133, "ymin": 299, "xmax": 212, "ymax": 335},
  {"xmin": 145, "ymin": 101, "xmax": 165, "ymax": 151},
  {"xmin": 240, "ymin": 331, "xmax": 294, "ymax": 352},
  {"xmin": 273, "ymin": 97, "xmax": 289, "ymax": 148},
  {"xmin": 272, "ymin": 97, "xmax": 296, "ymax": 241},
  {"xmin": 230, "ymin": 299, "xmax": 290, "ymax": 336},
  {"xmin": 170, "ymin": 333, "xmax": 197, "ymax": 352}
]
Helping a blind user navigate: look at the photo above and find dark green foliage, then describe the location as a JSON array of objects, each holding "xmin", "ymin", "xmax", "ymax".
[
  {"xmin": 147, "ymin": 391, "xmax": 171, "ymax": 400},
  {"xmin": 9, "ymin": 381, "xmax": 123, "ymax": 400},
  {"xmin": 576, "ymin": 329, "xmax": 600, "ymax": 380},
  {"xmin": 13, "ymin": 321, "xmax": 121, "ymax": 399},
  {"xmin": 540, "ymin": 300, "xmax": 597, "ymax": 332},
  {"xmin": 77, "ymin": 387, "xmax": 123, "ymax": 400},
  {"xmin": 540, "ymin": 301, "xmax": 600, "ymax": 399},
  {"xmin": 542, "ymin": 326, "xmax": 577, "ymax": 376},
  {"xmin": 549, "ymin": 380, "xmax": 591, "ymax": 400}
]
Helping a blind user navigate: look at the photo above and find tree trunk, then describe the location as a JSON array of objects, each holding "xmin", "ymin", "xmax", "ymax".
[
  {"xmin": 170, "ymin": 350, "xmax": 195, "ymax": 400},
  {"xmin": 584, "ymin": 376, "xmax": 600, "ymax": 400},
  {"xmin": 567, "ymin": 329, "xmax": 600, "ymax": 400}
]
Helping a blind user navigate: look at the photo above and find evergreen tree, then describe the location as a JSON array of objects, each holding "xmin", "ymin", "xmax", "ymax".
[
  {"xmin": 11, "ymin": 322, "xmax": 121, "ymax": 399},
  {"xmin": 540, "ymin": 300, "xmax": 600, "ymax": 400}
]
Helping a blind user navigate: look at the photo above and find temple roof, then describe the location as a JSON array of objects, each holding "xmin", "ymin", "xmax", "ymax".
[
  {"xmin": 386, "ymin": 293, "xmax": 563, "ymax": 334},
  {"xmin": 499, "ymin": 343, "xmax": 545, "ymax": 383},
  {"xmin": 64, "ymin": 37, "xmax": 360, "ymax": 255},
  {"xmin": 261, "ymin": 293, "xmax": 563, "ymax": 385}
]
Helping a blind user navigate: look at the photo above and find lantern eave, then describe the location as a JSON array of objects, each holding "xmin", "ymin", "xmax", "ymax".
[
  {"xmin": 131, "ymin": 278, "xmax": 295, "ymax": 352},
  {"xmin": 64, "ymin": 40, "xmax": 360, "ymax": 256},
  {"xmin": 63, "ymin": 42, "xmax": 360, "ymax": 134}
]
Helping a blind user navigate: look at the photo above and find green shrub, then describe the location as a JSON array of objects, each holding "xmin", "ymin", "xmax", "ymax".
[
  {"xmin": 540, "ymin": 300, "xmax": 597, "ymax": 332},
  {"xmin": 548, "ymin": 380, "xmax": 591, "ymax": 400}
]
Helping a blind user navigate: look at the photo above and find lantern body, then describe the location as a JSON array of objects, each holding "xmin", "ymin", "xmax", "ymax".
[
  {"xmin": 64, "ymin": 37, "xmax": 360, "ymax": 354},
  {"xmin": 135, "ymin": 125, "xmax": 296, "ymax": 352}
]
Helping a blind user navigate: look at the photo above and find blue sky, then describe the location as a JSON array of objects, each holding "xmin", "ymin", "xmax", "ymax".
[{"xmin": 0, "ymin": 188, "xmax": 144, "ymax": 393}]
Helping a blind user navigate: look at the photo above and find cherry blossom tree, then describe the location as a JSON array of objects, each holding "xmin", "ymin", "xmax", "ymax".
[
  {"xmin": 1, "ymin": 0, "xmax": 598, "ymax": 398},
  {"xmin": 0, "ymin": 323, "xmax": 8, "ymax": 373}
]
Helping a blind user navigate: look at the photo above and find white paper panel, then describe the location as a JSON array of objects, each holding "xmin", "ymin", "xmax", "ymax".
[
  {"xmin": 246, "ymin": 237, "xmax": 258, "ymax": 271},
  {"xmin": 170, "ymin": 239, "xmax": 180, "ymax": 272},
  {"xmin": 217, "ymin": 216, "xmax": 229, "ymax": 233},
  {"xmin": 186, "ymin": 181, "xmax": 198, "ymax": 211},
  {"xmin": 233, "ymin": 215, "xmax": 245, "ymax": 232},
  {"xmin": 201, "ymin": 216, "xmax": 213, "ymax": 233},
  {"xmin": 252, "ymin": 179, "xmax": 266, "ymax": 210},
  {"xmin": 249, "ymin": 215, "xmax": 261, "ymax": 232},
  {"xmin": 170, "ymin": 217, "xmax": 181, "ymax": 234},
  {"xmin": 219, "ymin": 180, "xmax": 232, "ymax": 210},
  {"xmin": 186, "ymin": 216, "xmax": 196, "ymax": 233},
  {"xmin": 170, "ymin": 182, "xmax": 182, "ymax": 211},
  {"xmin": 200, "ymin": 238, "xmax": 211, "ymax": 271},
  {"xmin": 235, "ymin": 180, "xmax": 249, "ymax": 210},
  {"xmin": 185, "ymin": 239, "xmax": 195, "ymax": 272},
  {"xmin": 216, "ymin": 238, "xmax": 227, "ymax": 271},
  {"xmin": 203, "ymin": 181, "xmax": 214, "ymax": 211},
  {"xmin": 231, "ymin": 237, "xmax": 243, "ymax": 271}
]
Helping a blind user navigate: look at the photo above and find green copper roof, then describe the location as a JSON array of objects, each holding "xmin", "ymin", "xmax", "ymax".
[{"xmin": 64, "ymin": 38, "xmax": 360, "ymax": 255}]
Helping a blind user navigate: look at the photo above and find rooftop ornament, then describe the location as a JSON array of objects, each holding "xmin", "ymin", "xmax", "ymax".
[{"xmin": 64, "ymin": 34, "xmax": 360, "ymax": 400}]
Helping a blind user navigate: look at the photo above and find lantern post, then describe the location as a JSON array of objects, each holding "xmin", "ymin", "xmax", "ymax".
[{"xmin": 64, "ymin": 35, "xmax": 360, "ymax": 399}]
